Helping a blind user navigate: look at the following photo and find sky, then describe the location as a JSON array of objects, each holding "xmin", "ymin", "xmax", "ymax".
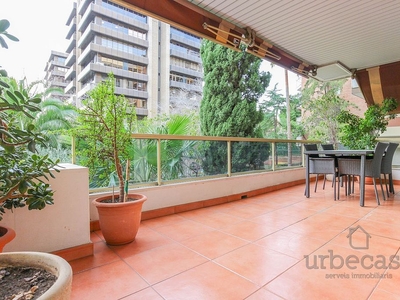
[
  {"xmin": 2, "ymin": 0, "xmax": 72, "ymax": 82},
  {"xmin": 1, "ymin": 0, "xmax": 300, "ymax": 95}
]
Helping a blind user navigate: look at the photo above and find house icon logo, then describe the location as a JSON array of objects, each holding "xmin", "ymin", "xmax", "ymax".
[{"xmin": 347, "ymin": 225, "xmax": 371, "ymax": 249}]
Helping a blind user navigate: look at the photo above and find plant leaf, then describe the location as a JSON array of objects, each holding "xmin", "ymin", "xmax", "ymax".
[
  {"xmin": 0, "ymin": 19, "xmax": 10, "ymax": 32},
  {"xmin": 3, "ymin": 32, "xmax": 19, "ymax": 42}
]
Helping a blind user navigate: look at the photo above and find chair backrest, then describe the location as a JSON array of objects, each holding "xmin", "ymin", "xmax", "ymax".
[
  {"xmin": 370, "ymin": 142, "xmax": 389, "ymax": 177},
  {"xmin": 321, "ymin": 144, "xmax": 334, "ymax": 150},
  {"xmin": 309, "ymin": 157, "xmax": 336, "ymax": 174},
  {"xmin": 381, "ymin": 143, "xmax": 399, "ymax": 173},
  {"xmin": 304, "ymin": 144, "xmax": 319, "ymax": 157}
]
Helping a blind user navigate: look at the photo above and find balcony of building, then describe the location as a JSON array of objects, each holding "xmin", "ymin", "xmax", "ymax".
[
  {"xmin": 78, "ymin": 2, "xmax": 149, "ymax": 35},
  {"xmin": 71, "ymin": 184, "xmax": 400, "ymax": 299},
  {"xmin": 2, "ymin": 134, "xmax": 400, "ymax": 299},
  {"xmin": 65, "ymin": 49, "xmax": 76, "ymax": 67},
  {"xmin": 170, "ymin": 27, "xmax": 202, "ymax": 49}
]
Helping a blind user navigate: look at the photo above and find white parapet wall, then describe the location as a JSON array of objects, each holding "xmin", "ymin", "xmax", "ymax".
[
  {"xmin": 1, "ymin": 164, "xmax": 91, "ymax": 253},
  {"xmin": 89, "ymin": 167, "xmax": 306, "ymax": 221}
]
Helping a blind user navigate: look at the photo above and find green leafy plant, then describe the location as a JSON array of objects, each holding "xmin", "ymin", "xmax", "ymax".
[
  {"xmin": 0, "ymin": 21, "xmax": 59, "ymax": 220},
  {"xmin": 0, "ymin": 19, "xmax": 18, "ymax": 50},
  {"xmin": 73, "ymin": 73, "xmax": 136, "ymax": 202},
  {"xmin": 301, "ymin": 78, "xmax": 356, "ymax": 147},
  {"xmin": 337, "ymin": 97, "xmax": 398, "ymax": 149}
]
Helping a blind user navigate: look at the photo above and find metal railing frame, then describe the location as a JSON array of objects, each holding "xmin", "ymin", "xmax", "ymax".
[{"xmin": 71, "ymin": 133, "xmax": 319, "ymax": 192}]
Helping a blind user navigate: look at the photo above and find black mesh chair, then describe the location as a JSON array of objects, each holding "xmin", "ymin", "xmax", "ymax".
[
  {"xmin": 381, "ymin": 142, "xmax": 399, "ymax": 197},
  {"xmin": 304, "ymin": 144, "xmax": 319, "ymax": 191},
  {"xmin": 321, "ymin": 144, "xmax": 334, "ymax": 151},
  {"xmin": 304, "ymin": 144, "xmax": 339, "ymax": 200},
  {"xmin": 337, "ymin": 142, "xmax": 388, "ymax": 204},
  {"xmin": 321, "ymin": 144, "xmax": 337, "ymax": 188}
]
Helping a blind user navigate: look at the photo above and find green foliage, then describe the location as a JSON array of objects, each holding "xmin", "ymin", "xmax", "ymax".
[
  {"xmin": 0, "ymin": 19, "xmax": 19, "ymax": 50},
  {"xmin": 200, "ymin": 40, "xmax": 270, "ymax": 137},
  {"xmin": 36, "ymin": 144, "xmax": 72, "ymax": 164},
  {"xmin": 199, "ymin": 40, "xmax": 271, "ymax": 174},
  {"xmin": 72, "ymin": 73, "xmax": 136, "ymax": 201},
  {"xmin": 0, "ymin": 22, "xmax": 59, "ymax": 219},
  {"xmin": 132, "ymin": 113, "xmax": 200, "ymax": 182},
  {"xmin": 259, "ymin": 83, "xmax": 303, "ymax": 139},
  {"xmin": 301, "ymin": 78, "xmax": 355, "ymax": 146},
  {"xmin": 5, "ymin": 78, "xmax": 77, "ymax": 148},
  {"xmin": 337, "ymin": 97, "xmax": 398, "ymax": 149}
]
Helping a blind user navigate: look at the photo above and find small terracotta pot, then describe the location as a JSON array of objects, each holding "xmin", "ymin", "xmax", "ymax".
[
  {"xmin": 0, "ymin": 226, "xmax": 16, "ymax": 252},
  {"xmin": 92, "ymin": 193, "xmax": 146, "ymax": 245}
]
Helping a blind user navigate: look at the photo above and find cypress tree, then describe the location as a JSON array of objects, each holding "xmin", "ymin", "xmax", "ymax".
[{"xmin": 199, "ymin": 40, "xmax": 271, "ymax": 174}]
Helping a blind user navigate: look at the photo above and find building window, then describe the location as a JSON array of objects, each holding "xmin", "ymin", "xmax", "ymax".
[
  {"xmin": 102, "ymin": 0, "xmax": 147, "ymax": 23},
  {"xmin": 127, "ymin": 98, "xmax": 147, "ymax": 108},
  {"xmin": 171, "ymin": 57, "xmax": 201, "ymax": 71},
  {"xmin": 101, "ymin": 19, "xmax": 147, "ymax": 40},
  {"xmin": 170, "ymin": 27, "xmax": 201, "ymax": 43},
  {"xmin": 170, "ymin": 42, "xmax": 200, "ymax": 57},
  {"xmin": 127, "ymin": 80, "xmax": 146, "ymax": 91},
  {"xmin": 170, "ymin": 73, "xmax": 198, "ymax": 85},
  {"xmin": 115, "ymin": 77, "xmax": 122, "ymax": 87},
  {"xmin": 100, "ymin": 37, "xmax": 147, "ymax": 57}
]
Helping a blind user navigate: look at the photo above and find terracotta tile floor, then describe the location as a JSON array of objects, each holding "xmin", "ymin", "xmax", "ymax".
[{"xmin": 69, "ymin": 183, "xmax": 400, "ymax": 299}]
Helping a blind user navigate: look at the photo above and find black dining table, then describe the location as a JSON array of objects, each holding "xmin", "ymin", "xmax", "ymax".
[{"xmin": 304, "ymin": 149, "xmax": 375, "ymax": 206}]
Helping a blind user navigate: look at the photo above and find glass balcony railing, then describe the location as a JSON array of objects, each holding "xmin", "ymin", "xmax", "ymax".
[{"xmin": 66, "ymin": 134, "xmax": 311, "ymax": 192}]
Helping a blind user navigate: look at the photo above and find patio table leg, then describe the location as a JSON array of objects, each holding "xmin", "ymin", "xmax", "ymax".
[
  {"xmin": 305, "ymin": 154, "xmax": 310, "ymax": 198},
  {"xmin": 360, "ymin": 154, "xmax": 366, "ymax": 207}
]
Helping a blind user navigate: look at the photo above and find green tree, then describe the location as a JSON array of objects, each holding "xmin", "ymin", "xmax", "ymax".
[
  {"xmin": 200, "ymin": 40, "xmax": 270, "ymax": 137},
  {"xmin": 4, "ymin": 78, "xmax": 77, "ymax": 148},
  {"xmin": 258, "ymin": 84, "xmax": 302, "ymax": 139},
  {"xmin": 0, "ymin": 21, "xmax": 59, "ymax": 220},
  {"xmin": 73, "ymin": 73, "xmax": 136, "ymax": 200},
  {"xmin": 301, "ymin": 78, "xmax": 355, "ymax": 147},
  {"xmin": 132, "ymin": 113, "xmax": 201, "ymax": 182},
  {"xmin": 337, "ymin": 97, "xmax": 398, "ymax": 149},
  {"xmin": 199, "ymin": 40, "xmax": 271, "ymax": 174},
  {"xmin": 259, "ymin": 84, "xmax": 286, "ymax": 138},
  {"xmin": 282, "ymin": 93, "xmax": 303, "ymax": 139}
]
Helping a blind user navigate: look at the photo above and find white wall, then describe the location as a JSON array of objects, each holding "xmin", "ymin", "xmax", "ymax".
[
  {"xmin": 2, "ymin": 164, "xmax": 90, "ymax": 253},
  {"xmin": 89, "ymin": 168, "xmax": 305, "ymax": 221}
]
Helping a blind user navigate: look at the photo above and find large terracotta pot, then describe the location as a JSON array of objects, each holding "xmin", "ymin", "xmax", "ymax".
[
  {"xmin": 0, "ymin": 225, "xmax": 16, "ymax": 252},
  {"xmin": 92, "ymin": 193, "xmax": 147, "ymax": 245},
  {"xmin": 0, "ymin": 251, "xmax": 72, "ymax": 299}
]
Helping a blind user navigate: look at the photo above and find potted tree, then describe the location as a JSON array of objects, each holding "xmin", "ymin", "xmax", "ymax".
[
  {"xmin": 0, "ymin": 19, "xmax": 72, "ymax": 299},
  {"xmin": 0, "ymin": 19, "xmax": 60, "ymax": 249},
  {"xmin": 74, "ymin": 73, "xmax": 146, "ymax": 246},
  {"xmin": 337, "ymin": 97, "xmax": 398, "ymax": 185},
  {"xmin": 337, "ymin": 97, "xmax": 398, "ymax": 150}
]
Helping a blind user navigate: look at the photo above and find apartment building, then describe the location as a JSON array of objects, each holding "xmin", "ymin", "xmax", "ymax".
[
  {"xmin": 43, "ymin": 51, "xmax": 71, "ymax": 102},
  {"xmin": 46, "ymin": 0, "xmax": 203, "ymax": 118}
]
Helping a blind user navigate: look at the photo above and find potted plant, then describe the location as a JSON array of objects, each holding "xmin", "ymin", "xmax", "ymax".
[
  {"xmin": 74, "ymin": 73, "xmax": 146, "ymax": 245},
  {"xmin": 0, "ymin": 19, "xmax": 60, "ymax": 248},
  {"xmin": 0, "ymin": 252, "xmax": 72, "ymax": 299},
  {"xmin": 337, "ymin": 97, "xmax": 398, "ymax": 150},
  {"xmin": 0, "ymin": 19, "xmax": 72, "ymax": 299},
  {"xmin": 337, "ymin": 97, "xmax": 398, "ymax": 185}
]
